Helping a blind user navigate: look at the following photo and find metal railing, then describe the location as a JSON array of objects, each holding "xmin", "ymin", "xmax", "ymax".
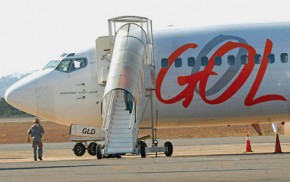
[
  {"xmin": 108, "ymin": 16, "xmax": 154, "ymax": 67},
  {"xmin": 101, "ymin": 90, "xmax": 116, "ymax": 131},
  {"xmin": 129, "ymin": 103, "xmax": 136, "ymax": 130}
]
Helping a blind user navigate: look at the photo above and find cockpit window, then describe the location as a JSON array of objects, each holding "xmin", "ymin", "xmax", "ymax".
[
  {"xmin": 43, "ymin": 60, "xmax": 60, "ymax": 70},
  {"xmin": 56, "ymin": 58, "xmax": 87, "ymax": 73}
]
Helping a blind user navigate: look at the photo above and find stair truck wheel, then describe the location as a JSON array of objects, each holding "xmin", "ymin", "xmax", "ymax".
[
  {"xmin": 140, "ymin": 141, "xmax": 147, "ymax": 158},
  {"xmin": 73, "ymin": 143, "xmax": 86, "ymax": 156},
  {"xmin": 96, "ymin": 144, "xmax": 103, "ymax": 159},
  {"xmin": 164, "ymin": 141, "xmax": 173, "ymax": 157},
  {"xmin": 88, "ymin": 142, "xmax": 97, "ymax": 156}
]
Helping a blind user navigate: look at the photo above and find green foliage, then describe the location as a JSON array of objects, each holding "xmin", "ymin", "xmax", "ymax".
[{"xmin": 0, "ymin": 97, "xmax": 32, "ymax": 118}]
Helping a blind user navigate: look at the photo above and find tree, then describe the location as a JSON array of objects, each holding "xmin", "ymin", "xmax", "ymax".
[{"xmin": 0, "ymin": 97, "xmax": 32, "ymax": 117}]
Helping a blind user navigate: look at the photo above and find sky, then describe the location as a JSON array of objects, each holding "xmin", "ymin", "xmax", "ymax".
[{"xmin": 0, "ymin": 0, "xmax": 290, "ymax": 77}]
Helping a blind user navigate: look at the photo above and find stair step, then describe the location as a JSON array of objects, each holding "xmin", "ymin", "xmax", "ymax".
[
  {"xmin": 108, "ymin": 142, "xmax": 132, "ymax": 148},
  {"xmin": 109, "ymin": 128, "xmax": 131, "ymax": 134},
  {"xmin": 112, "ymin": 115, "xmax": 131, "ymax": 120},
  {"xmin": 110, "ymin": 124, "xmax": 130, "ymax": 129},
  {"xmin": 115, "ymin": 106, "xmax": 127, "ymax": 111},
  {"xmin": 113, "ymin": 110, "xmax": 130, "ymax": 115},
  {"xmin": 106, "ymin": 148, "xmax": 133, "ymax": 154},
  {"xmin": 116, "ymin": 97, "xmax": 125, "ymax": 102},
  {"xmin": 111, "ymin": 119, "xmax": 130, "ymax": 124},
  {"xmin": 115, "ymin": 106, "xmax": 126, "ymax": 110},
  {"xmin": 115, "ymin": 102, "xmax": 126, "ymax": 107},
  {"xmin": 109, "ymin": 133, "xmax": 132, "ymax": 138},
  {"xmin": 109, "ymin": 138, "xmax": 132, "ymax": 143},
  {"xmin": 110, "ymin": 124, "xmax": 130, "ymax": 128}
]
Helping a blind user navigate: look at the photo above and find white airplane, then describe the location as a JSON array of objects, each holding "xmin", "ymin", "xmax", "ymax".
[{"xmin": 5, "ymin": 16, "xmax": 290, "ymax": 158}]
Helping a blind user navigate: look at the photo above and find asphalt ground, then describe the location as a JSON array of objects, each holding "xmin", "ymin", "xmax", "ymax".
[{"xmin": 1, "ymin": 136, "xmax": 290, "ymax": 181}]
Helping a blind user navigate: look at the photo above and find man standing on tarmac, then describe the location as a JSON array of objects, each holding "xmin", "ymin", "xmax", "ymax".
[{"xmin": 27, "ymin": 118, "xmax": 45, "ymax": 161}]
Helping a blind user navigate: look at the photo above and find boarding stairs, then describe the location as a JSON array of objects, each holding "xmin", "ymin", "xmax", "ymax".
[
  {"xmin": 99, "ymin": 16, "xmax": 154, "ymax": 157},
  {"xmin": 103, "ymin": 90, "xmax": 135, "ymax": 154}
]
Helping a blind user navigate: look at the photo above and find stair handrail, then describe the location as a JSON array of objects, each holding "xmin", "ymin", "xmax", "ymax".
[
  {"xmin": 108, "ymin": 16, "xmax": 153, "ymax": 53},
  {"xmin": 129, "ymin": 102, "xmax": 136, "ymax": 129},
  {"xmin": 101, "ymin": 92, "xmax": 108, "ymax": 129},
  {"xmin": 106, "ymin": 90, "xmax": 116, "ymax": 130},
  {"xmin": 101, "ymin": 95, "xmax": 108, "ymax": 129},
  {"xmin": 102, "ymin": 90, "xmax": 116, "ymax": 130}
]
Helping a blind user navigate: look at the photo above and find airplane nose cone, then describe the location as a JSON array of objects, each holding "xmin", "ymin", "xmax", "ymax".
[{"xmin": 4, "ymin": 76, "xmax": 37, "ymax": 115}]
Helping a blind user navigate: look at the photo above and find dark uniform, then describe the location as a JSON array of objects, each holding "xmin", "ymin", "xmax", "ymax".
[
  {"xmin": 27, "ymin": 118, "xmax": 45, "ymax": 161},
  {"xmin": 124, "ymin": 90, "xmax": 133, "ymax": 113}
]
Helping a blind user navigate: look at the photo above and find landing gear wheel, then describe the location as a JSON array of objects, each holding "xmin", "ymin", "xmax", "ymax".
[
  {"xmin": 164, "ymin": 141, "xmax": 173, "ymax": 157},
  {"xmin": 96, "ymin": 144, "xmax": 103, "ymax": 159},
  {"xmin": 73, "ymin": 143, "xmax": 86, "ymax": 156},
  {"xmin": 140, "ymin": 141, "xmax": 147, "ymax": 158},
  {"xmin": 88, "ymin": 142, "xmax": 97, "ymax": 156}
]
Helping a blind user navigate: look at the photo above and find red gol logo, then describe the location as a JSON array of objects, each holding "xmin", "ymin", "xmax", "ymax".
[{"xmin": 156, "ymin": 39, "xmax": 286, "ymax": 108}]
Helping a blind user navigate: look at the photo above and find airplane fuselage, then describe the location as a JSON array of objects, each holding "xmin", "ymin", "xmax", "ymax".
[
  {"xmin": 5, "ymin": 23, "xmax": 290, "ymax": 127},
  {"xmin": 154, "ymin": 23, "xmax": 290, "ymax": 126}
]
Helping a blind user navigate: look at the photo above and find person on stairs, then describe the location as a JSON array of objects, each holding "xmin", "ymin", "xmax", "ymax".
[{"xmin": 124, "ymin": 90, "xmax": 133, "ymax": 114}]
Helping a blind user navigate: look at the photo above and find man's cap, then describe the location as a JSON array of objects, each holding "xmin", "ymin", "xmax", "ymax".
[{"xmin": 34, "ymin": 118, "xmax": 40, "ymax": 123}]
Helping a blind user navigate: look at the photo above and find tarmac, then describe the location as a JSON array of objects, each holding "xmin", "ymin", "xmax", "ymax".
[{"xmin": 1, "ymin": 136, "xmax": 290, "ymax": 181}]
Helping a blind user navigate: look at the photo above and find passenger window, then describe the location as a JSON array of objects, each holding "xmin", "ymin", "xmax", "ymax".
[
  {"xmin": 175, "ymin": 58, "xmax": 182, "ymax": 68},
  {"xmin": 161, "ymin": 58, "xmax": 168, "ymax": 68},
  {"xmin": 56, "ymin": 58, "xmax": 87, "ymax": 73},
  {"xmin": 268, "ymin": 54, "xmax": 275, "ymax": 64},
  {"xmin": 188, "ymin": 57, "xmax": 195, "ymax": 67},
  {"xmin": 201, "ymin": 56, "xmax": 208, "ymax": 66},
  {"xmin": 214, "ymin": 56, "xmax": 222, "ymax": 66},
  {"xmin": 228, "ymin": 55, "xmax": 235, "ymax": 65},
  {"xmin": 255, "ymin": 54, "xmax": 261, "ymax": 64},
  {"xmin": 281, "ymin": 53, "xmax": 288, "ymax": 63},
  {"xmin": 241, "ymin": 55, "xmax": 248, "ymax": 65}
]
